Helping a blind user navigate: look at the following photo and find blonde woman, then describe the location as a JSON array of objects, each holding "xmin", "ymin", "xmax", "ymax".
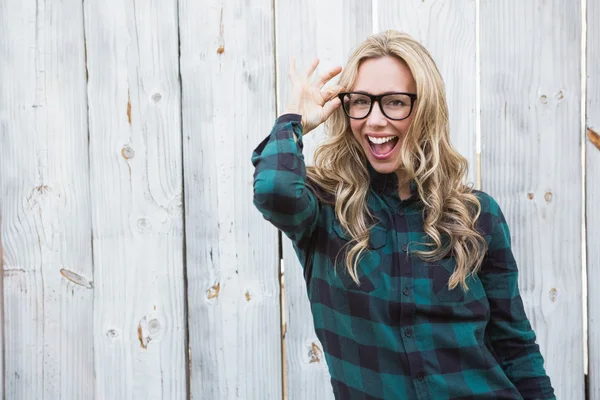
[{"xmin": 252, "ymin": 30, "xmax": 554, "ymax": 399}]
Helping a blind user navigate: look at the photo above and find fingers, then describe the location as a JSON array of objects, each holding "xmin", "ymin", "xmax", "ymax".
[
  {"xmin": 320, "ymin": 84, "xmax": 344, "ymax": 102},
  {"xmin": 322, "ymin": 97, "xmax": 342, "ymax": 119},
  {"xmin": 288, "ymin": 56, "xmax": 298, "ymax": 80},
  {"xmin": 305, "ymin": 57, "xmax": 319, "ymax": 79},
  {"xmin": 288, "ymin": 57, "xmax": 341, "ymax": 89},
  {"xmin": 314, "ymin": 66, "xmax": 343, "ymax": 89}
]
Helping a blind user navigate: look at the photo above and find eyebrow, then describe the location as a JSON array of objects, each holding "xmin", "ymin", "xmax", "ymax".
[{"xmin": 349, "ymin": 90, "xmax": 413, "ymax": 96}]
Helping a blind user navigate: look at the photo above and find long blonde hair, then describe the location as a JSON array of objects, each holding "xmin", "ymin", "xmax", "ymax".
[{"xmin": 306, "ymin": 30, "xmax": 487, "ymax": 291}]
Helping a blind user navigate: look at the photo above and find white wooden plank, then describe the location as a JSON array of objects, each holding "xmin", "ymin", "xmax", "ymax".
[
  {"xmin": 587, "ymin": 0, "xmax": 600, "ymax": 397},
  {"xmin": 0, "ymin": 214, "xmax": 3, "ymax": 397},
  {"xmin": 378, "ymin": 0, "xmax": 478, "ymax": 186},
  {"xmin": 480, "ymin": 1, "xmax": 583, "ymax": 398},
  {"xmin": 178, "ymin": 1, "xmax": 281, "ymax": 399},
  {"xmin": 83, "ymin": 0, "xmax": 186, "ymax": 398},
  {"xmin": 275, "ymin": 2, "xmax": 372, "ymax": 399},
  {"xmin": 0, "ymin": 0, "xmax": 94, "ymax": 398}
]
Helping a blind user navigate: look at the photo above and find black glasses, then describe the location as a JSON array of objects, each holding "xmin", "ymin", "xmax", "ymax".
[{"xmin": 338, "ymin": 92, "xmax": 417, "ymax": 120}]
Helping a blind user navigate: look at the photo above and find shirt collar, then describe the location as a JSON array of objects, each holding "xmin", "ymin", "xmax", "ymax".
[{"xmin": 368, "ymin": 164, "xmax": 419, "ymax": 201}]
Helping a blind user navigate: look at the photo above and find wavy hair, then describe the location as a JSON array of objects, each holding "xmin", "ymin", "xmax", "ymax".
[{"xmin": 306, "ymin": 30, "xmax": 487, "ymax": 291}]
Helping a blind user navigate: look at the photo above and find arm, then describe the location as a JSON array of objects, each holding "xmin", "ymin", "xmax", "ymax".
[
  {"xmin": 251, "ymin": 114, "xmax": 319, "ymax": 244},
  {"xmin": 252, "ymin": 56, "xmax": 343, "ymax": 245},
  {"xmin": 479, "ymin": 197, "xmax": 555, "ymax": 399}
]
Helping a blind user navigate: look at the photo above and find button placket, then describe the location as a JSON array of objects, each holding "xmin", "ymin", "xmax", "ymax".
[{"xmin": 395, "ymin": 201, "xmax": 430, "ymax": 398}]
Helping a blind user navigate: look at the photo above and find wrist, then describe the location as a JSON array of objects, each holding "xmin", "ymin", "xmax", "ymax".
[{"xmin": 282, "ymin": 107, "xmax": 300, "ymax": 116}]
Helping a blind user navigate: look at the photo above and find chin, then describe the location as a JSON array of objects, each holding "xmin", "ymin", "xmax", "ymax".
[{"xmin": 366, "ymin": 158, "xmax": 401, "ymax": 175}]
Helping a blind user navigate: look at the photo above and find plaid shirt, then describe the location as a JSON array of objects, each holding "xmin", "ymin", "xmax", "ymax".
[{"xmin": 252, "ymin": 114, "xmax": 555, "ymax": 400}]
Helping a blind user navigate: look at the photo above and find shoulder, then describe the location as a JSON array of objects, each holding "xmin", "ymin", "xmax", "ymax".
[
  {"xmin": 471, "ymin": 189, "xmax": 502, "ymax": 215},
  {"xmin": 470, "ymin": 189, "xmax": 505, "ymax": 236},
  {"xmin": 306, "ymin": 171, "xmax": 336, "ymax": 205}
]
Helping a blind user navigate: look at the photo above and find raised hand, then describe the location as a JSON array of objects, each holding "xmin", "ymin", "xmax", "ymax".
[{"xmin": 283, "ymin": 57, "xmax": 344, "ymax": 135}]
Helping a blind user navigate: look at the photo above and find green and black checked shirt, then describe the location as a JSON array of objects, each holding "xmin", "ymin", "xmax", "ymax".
[{"xmin": 252, "ymin": 114, "xmax": 555, "ymax": 400}]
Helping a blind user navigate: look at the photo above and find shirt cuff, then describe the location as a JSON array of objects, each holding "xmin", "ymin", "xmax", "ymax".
[
  {"xmin": 276, "ymin": 113, "xmax": 302, "ymax": 124},
  {"xmin": 276, "ymin": 113, "xmax": 303, "ymax": 143}
]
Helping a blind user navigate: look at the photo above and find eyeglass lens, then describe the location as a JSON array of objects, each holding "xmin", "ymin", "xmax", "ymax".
[{"xmin": 341, "ymin": 93, "xmax": 413, "ymax": 120}]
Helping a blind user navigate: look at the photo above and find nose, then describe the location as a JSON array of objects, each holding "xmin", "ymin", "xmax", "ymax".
[{"xmin": 366, "ymin": 100, "xmax": 388, "ymax": 129}]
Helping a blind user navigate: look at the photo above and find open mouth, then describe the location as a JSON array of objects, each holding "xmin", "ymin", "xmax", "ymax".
[{"xmin": 366, "ymin": 135, "xmax": 400, "ymax": 159}]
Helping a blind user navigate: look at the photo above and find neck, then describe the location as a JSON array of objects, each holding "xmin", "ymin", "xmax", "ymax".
[{"xmin": 395, "ymin": 169, "xmax": 412, "ymax": 201}]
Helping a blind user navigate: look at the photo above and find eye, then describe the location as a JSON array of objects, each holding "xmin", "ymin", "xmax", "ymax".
[
  {"xmin": 383, "ymin": 94, "xmax": 411, "ymax": 108},
  {"xmin": 352, "ymin": 98, "xmax": 369, "ymax": 106},
  {"xmin": 384, "ymin": 99, "xmax": 406, "ymax": 107}
]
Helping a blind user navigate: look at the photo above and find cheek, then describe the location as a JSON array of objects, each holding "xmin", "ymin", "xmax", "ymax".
[
  {"xmin": 403, "ymin": 114, "xmax": 416, "ymax": 130},
  {"xmin": 392, "ymin": 118, "xmax": 413, "ymax": 136},
  {"xmin": 350, "ymin": 120, "xmax": 363, "ymax": 140}
]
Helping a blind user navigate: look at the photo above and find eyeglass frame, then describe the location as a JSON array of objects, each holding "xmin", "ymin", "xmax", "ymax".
[{"xmin": 337, "ymin": 91, "xmax": 418, "ymax": 121}]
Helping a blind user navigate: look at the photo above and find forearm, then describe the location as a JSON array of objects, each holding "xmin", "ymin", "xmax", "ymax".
[
  {"xmin": 484, "ymin": 295, "xmax": 555, "ymax": 399},
  {"xmin": 251, "ymin": 114, "xmax": 319, "ymax": 242},
  {"xmin": 478, "ymin": 193, "xmax": 555, "ymax": 399}
]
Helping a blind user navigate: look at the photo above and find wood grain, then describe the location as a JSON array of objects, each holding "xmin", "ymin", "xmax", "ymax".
[
  {"xmin": 587, "ymin": 0, "xmax": 600, "ymax": 397},
  {"xmin": 179, "ymin": 1, "xmax": 281, "ymax": 399},
  {"xmin": 84, "ymin": 0, "xmax": 186, "ymax": 397},
  {"xmin": 0, "ymin": 214, "xmax": 3, "ymax": 395},
  {"xmin": 0, "ymin": 0, "xmax": 94, "ymax": 398},
  {"xmin": 480, "ymin": 1, "xmax": 583, "ymax": 398}
]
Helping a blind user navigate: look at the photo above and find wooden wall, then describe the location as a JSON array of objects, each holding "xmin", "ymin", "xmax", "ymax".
[
  {"xmin": 588, "ymin": 0, "xmax": 599, "ymax": 397},
  {"xmin": 0, "ymin": 0, "xmax": 592, "ymax": 399}
]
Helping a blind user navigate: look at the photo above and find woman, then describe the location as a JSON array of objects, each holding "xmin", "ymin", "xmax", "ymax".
[{"xmin": 252, "ymin": 30, "xmax": 554, "ymax": 399}]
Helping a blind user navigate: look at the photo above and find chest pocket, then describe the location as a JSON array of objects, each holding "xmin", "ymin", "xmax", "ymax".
[
  {"xmin": 429, "ymin": 258, "xmax": 466, "ymax": 303},
  {"xmin": 328, "ymin": 220, "xmax": 387, "ymax": 292}
]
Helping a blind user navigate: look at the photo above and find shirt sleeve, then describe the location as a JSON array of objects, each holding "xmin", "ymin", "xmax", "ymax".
[
  {"xmin": 479, "ymin": 196, "xmax": 556, "ymax": 399},
  {"xmin": 251, "ymin": 113, "xmax": 319, "ymax": 246}
]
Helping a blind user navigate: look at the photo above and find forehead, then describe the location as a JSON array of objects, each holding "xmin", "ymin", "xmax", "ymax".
[{"xmin": 352, "ymin": 56, "xmax": 416, "ymax": 93}]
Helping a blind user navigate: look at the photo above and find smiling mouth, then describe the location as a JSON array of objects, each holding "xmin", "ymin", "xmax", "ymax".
[{"xmin": 367, "ymin": 135, "xmax": 400, "ymax": 158}]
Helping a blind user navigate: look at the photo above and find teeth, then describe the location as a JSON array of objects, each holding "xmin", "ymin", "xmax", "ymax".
[{"xmin": 368, "ymin": 136, "xmax": 396, "ymax": 144}]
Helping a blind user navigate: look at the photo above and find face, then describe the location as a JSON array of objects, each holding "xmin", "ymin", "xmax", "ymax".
[{"xmin": 348, "ymin": 56, "xmax": 417, "ymax": 175}]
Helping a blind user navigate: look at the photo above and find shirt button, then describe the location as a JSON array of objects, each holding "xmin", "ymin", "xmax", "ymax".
[
  {"xmin": 402, "ymin": 287, "xmax": 410, "ymax": 296},
  {"xmin": 416, "ymin": 372, "xmax": 425, "ymax": 381},
  {"xmin": 404, "ymin": 328, "xmax": 412, "ymax": 338},
  {"xmin": 397, "ymin": 209, "xmax": 405, "ymax": 216}
]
